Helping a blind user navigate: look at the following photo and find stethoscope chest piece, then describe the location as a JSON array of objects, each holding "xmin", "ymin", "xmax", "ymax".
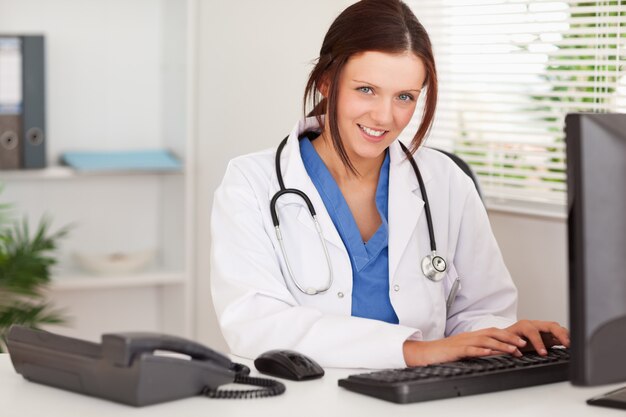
[{"xmin": 421, "ymin": 252, "xmax": 447, "ymax": 282}]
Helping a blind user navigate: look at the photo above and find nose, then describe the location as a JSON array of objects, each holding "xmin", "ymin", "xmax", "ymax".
[{"xmin": 370, "ymin": 98, "xmax": 393, "ymax": 126}]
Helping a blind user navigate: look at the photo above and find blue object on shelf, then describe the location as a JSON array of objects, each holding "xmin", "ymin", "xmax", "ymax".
[{"xmin": 60, "ymin": 150, "xmax": 182, "ymax": 172}]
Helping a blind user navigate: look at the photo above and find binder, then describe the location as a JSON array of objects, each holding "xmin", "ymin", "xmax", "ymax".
[
  {"xmin": 0, "ymin": 114, "xmax": 21, "ymax": 169},
  {"xmin": 21, "ymin": 36, "xmax": 46, "ymax": 169},
  {"xmin": 0, "ymin": 35, "xmax": 46, "ymax": 170},
  {"xmin": 0, "ymin": 37, "xmax": 22, "ymax": 170}
]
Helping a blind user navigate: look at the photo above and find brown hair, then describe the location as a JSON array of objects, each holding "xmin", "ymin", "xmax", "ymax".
[{"xmin": 303, "ymin": 0, "xmax": 438, "ymax": 173}]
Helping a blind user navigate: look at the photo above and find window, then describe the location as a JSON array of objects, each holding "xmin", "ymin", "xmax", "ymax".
[{"xmin": 404, "ymin": 0, "xmax": 626, "ymax": 210}]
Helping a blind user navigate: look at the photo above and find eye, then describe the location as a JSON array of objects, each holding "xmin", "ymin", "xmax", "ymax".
[
  {"xmin": 357, "ymin": 86, "xmax": 373, "ymax": 94},
  {"xmin": 398, "ymin": 93, "xmax": 415, "ymax": 102}
]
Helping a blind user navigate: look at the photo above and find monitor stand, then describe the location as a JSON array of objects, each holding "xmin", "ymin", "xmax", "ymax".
[{"xmin": 587, "ymin": 386, "xmax": 626, "ymax": 410}]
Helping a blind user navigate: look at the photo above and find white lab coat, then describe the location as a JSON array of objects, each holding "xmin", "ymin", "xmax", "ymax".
[{"xmin": 210, "ymin": 116, "xmax": 518, "ymax": 369}]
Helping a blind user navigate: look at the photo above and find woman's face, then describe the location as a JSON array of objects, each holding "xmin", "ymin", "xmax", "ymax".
[{"xmin": 329, "ymin": 51, "xmax": 426, "ymax": 165}]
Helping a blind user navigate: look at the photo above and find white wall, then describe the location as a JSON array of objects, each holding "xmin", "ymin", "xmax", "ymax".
[
  {"xmin": 489, "ymin": 211, "xmax": 568, "ymax": 326},
  {"xmin": 193, "ymin": 1, "xmax": 571, "ymax": 351},
  {"xmin": 0, "ymin": 0, "xmax": 165, "ymax": 161}
]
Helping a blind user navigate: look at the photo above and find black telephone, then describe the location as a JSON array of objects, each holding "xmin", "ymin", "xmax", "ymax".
[{"xmin": 6, "ymin": 325, "xmax": 285, "ymax": 406}]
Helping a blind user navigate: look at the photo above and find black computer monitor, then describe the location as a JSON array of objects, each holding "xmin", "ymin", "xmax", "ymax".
[{"xmin": 565, "ymin": 113, "xmax": 626, "ymax": 407}]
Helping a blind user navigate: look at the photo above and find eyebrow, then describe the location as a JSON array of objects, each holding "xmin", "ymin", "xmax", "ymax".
[{"xmin": 352, "ymin": 79, "xmax": 422, "ymax": 92}]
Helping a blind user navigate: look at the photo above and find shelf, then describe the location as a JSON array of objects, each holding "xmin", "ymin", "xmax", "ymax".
[
  {"xmin": 0, "ymin": 166, "xmax": 184, "ymax": 181},
  {"xmin": 50, "ymin": 271, "xmax": 186, "ymax": 291}
]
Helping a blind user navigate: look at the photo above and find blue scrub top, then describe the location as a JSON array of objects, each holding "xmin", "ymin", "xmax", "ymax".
[{"xmin": 300, "ymin": 136, "xmax": 399, "ymax": 324}]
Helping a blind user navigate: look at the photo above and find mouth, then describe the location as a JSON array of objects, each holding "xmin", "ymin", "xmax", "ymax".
[{"xmin": 357, "ymin": 124, "xmax": 389, "ymax": 141}]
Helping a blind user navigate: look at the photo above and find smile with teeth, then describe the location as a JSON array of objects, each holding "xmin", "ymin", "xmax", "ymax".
[{"xmin": 358, "ymin": 124, "xmax": 387, "ymax": 138}]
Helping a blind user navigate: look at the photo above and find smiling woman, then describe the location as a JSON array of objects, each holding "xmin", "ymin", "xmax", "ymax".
[{"xmin": 209, "ymin": 0, "xmax": 569, "ymax": 369}]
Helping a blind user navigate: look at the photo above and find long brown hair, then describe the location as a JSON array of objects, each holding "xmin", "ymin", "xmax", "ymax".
[{"xmin": 303, "ymin": 0, "xmax": 438, "ymax": 173}]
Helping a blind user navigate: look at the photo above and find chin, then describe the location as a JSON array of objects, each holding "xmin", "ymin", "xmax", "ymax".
[{"xmin": 350, "ymin": 141, "xmax": 392, "ymax": 162}]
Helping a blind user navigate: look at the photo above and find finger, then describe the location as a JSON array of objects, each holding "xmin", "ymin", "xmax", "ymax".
[
  {"xmin": 523, "ymin": 328, "xmax": 547, "ymax": 355},
  {"xmin": 540, "ymin": 332, "xmax": 561, "ymax": 348},
  {"xmin": 462, "ymin": 346, "xmax": 493, "ymax": 358},
  {"xmin": 483, "ymin": 328, "xmax": 528, "ymax": 348},
  {"xmin": 545, "ymin": 326, "xmax": 570, "ymax": 347},
  {"xmin": 495, "ymin": 349, "xmax": 523, "ymax": 357},
  {"xmin": 487, "ymin": 347, "xmax": 523, "ymax": 358},
  {"xmin": 545, "ymin": 333, "xmax": 569, "ymax": 348},
  {"xmin": 557, "ymin": 329, "xmax": 570, "ymax": 347},
  {"xmin": 532, "ymin": 321, "xmax": 570, "ymax": 348},
  {"xmin": 474, "ymin": 336, "xmax": 520, "ymax": 355}
]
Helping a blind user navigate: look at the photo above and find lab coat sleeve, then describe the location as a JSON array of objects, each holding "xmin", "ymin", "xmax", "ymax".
[
  {"xmin": 210, "ymin": 160, "xmax": 420, "ymax": 369},
  {"xmin": 444, "ymin": 182, "xmax": 518, "ymax": 336}
]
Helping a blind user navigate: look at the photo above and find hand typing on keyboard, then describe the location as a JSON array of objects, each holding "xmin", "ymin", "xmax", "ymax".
[
  {"xmin": 403, "ymin": 320, "xmax": 570, "ymax": 367},
  {"xmin": 505, "ymin": 320, "xmax": 570, "ymax": 355}
]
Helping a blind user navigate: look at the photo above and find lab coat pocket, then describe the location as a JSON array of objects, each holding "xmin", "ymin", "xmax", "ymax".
[{"xmin": 444, "ymin": 263, "xmax": 462, "ymax": 318}]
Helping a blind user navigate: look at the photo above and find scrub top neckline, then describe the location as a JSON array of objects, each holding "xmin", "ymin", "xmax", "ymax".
[{"xmin": 299, "ymin": 136, "xmax": 389, "ymax": 272}]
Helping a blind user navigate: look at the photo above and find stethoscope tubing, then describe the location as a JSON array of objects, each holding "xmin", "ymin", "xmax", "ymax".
[
  {"xmin": 270, "ymin": 137, "xmax": 334, "ymax": 295},
  {"xmin": 398, "ymin": 141, "xmax": 437, "ymax": 253}
]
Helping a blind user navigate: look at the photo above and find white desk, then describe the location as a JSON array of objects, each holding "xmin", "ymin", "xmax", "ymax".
[{"xmin": 1, "ymin": 354, "xmax": 624, "ymax": 417}]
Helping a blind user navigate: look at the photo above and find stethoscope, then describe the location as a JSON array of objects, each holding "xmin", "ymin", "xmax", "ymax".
[{"xmin": 270, "ymin": 134, "xmax": 448, "ymax": 296}]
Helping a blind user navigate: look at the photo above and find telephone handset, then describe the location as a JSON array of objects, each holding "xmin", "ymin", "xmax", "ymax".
[
  {"xmin": 101, "ymin": 332, "xmax": 235, "ymax": 368},
  {"xmin": 6, "ymin": 325, "xmax": 285, "ymax": 406}
]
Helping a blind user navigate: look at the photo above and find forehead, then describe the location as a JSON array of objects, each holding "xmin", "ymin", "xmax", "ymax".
[{"xmin": 342, "ymin": 51, "xmax": 426, "ymax": 90}]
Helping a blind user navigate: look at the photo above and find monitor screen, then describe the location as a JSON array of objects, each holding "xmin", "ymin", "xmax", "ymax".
[{"xmin": 566, "ymin": 112, "xmax": 626, "ymax": 386}]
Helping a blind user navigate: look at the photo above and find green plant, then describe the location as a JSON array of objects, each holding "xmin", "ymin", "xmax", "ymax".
[{"xmin": 0, "ymin": 195, "xmax": 70, "ymax": 352}]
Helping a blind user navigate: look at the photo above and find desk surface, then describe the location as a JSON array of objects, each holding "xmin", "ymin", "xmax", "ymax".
[{"xmin": 1, "ymin": 354, "xmax": 624, "ymax": 417}]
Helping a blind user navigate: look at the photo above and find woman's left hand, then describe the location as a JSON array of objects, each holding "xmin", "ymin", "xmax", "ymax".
[{"xmin": 505, "ymin": 320, "xmax": 570, "ymax": 355}]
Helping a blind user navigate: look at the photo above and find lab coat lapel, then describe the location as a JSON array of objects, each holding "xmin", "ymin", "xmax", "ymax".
[
  {"xmin": 269, "ymin": 119, "xmax": 345, "ymax": 251},
  {"xmin": 388, "ymin": 141, "xmax": 430, "ymax": 281}
]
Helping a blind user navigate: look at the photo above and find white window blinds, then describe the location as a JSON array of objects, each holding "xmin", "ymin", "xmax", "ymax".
[{"xmin": 403, "ymin": 0, "xmax": 626, "ymax": 208}]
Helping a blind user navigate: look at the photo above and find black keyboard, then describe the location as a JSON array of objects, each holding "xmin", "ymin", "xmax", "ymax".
[{"xmin": 338, "ymin": 348, "xmax": 570, "ymax": 403}]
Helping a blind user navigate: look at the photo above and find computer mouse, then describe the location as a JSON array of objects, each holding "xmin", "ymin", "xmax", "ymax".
[{"xmin": 254, "ymin": 349, "xmax": 325, "ymax": 381}]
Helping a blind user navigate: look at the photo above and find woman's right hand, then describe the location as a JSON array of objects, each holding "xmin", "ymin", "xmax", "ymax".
[{"xmin": 403, "ymin": 328, "xmax": 528, "ymax": 367}]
